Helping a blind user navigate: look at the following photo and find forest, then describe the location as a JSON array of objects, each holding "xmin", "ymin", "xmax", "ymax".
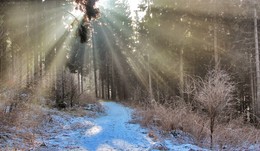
[{"xmin": 0, "ymin": 0, "xmax": 260, "ymax": 150}]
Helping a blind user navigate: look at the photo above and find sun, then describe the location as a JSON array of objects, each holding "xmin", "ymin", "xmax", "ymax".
[
  {"xmin": 96, "ymin": 0, "xmax": 146, "ymax": 20},
  {"xmin": 127, "ymin": 0, "xmax": 146, "ymax": 12},
  {"xmin": 127, "ymin": 0, "xmax": 147, "ymax": 20},
  {"xmin": 97, "ymin": 0, "xmax": 144, "ymax": 12}
]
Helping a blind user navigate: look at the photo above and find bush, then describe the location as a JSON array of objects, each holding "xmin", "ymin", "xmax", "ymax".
[
  {"xmin": 213, "ymin": 117, "xmax": 260, "ymax": 150},
  {"xmin": 132, "ymin": 69, "xmax": 260, "ymax": 149},
  {"xmin": 132, "ymin": 102, "xmax": 208, "ymax": 145},
  {"xmin": 49, "ymin": 70, "xmax": 79, "ymax": 108},
  {"xmin": 0, "ymin": 102, "xmax": 47, "ymax": 149},
  {"xmin": 192, "ymin": 69, "xmax": 236, "ymax": 148}
]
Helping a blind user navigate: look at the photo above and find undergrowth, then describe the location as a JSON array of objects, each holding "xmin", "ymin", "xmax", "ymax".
[
  {"xmin": 0, "ymin": 101, "xmax": 48, "ymax": 150},
  {"xmin": 131, "ymin": 101, "xmax": 260, "ymax": 150},
  {"xmin": 129, "ymin": 69, "xmax": 260, "ymax": 150}
]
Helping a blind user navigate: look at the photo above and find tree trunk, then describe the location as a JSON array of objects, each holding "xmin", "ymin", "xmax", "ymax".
[
  {"xmin": 214, "ymin": 20, "xmax": 218, "ymax": 68},
  {"xmin": 250, "ymin": 53, "xmax": 256, "ymax": 122},
  {"xmin": 156, "ymin": 79, "xmax": 160, "ymax": 102},
  {"xmin": 26, "ymin": 0, "xmax": 30, "ymax": 86},
  {"xmin": 111, "ymin": 56, "xmax": 116, "ymax": 100},
  {"xmin": 92, "ymin": 27, "xmax": 98, "ymax": 98},
  {"xmin": 147, "ymin": 0, "xmax": 154, "ymax": 103},
  {"xmin": 78, "ymin": 70, "xmax": 80, "ymax": 94},
  {"xmin": 61, "ymin": 69, "xmax": 65, "ymax": 102},
  {"xmin": 210, "ymin": 115, "xmax": 215, "ymax": 150},
  {"xmin": 81, "ymin": 69, "xmax": 83, "ymax": 93},
  {"xmin": 147, "ymin": 54, "xmax": 154, "ymax": 103},
  {"xmin": 101, "ymin": 73, "xmax": 104, "ymax": 99},
  {"xmin": 214, "ymin": 0, "xmax": 219, "ymax": 69},
  {"xmin": 33, "ymin": 1, "xmax": 39, "ymax": 85},
  {"xmin": 254, "ymin": 3, "xmax": 260, "ymax": 118},
  {"xmin": 70, "ymin": 75, "xmax": 74, "ymax": 107},
  {"xmin": 106, "ymin": 57, "xmax": 110, "ymax": 100},
  {"xmin": 180, "ymin": 48, "xmax": 184, "ymax": 100},
  {"xmin": 11, "ymin": 39, "xmax": 14, "ymax": 82}
]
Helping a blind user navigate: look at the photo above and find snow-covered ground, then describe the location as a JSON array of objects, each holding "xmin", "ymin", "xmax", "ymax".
[
  {"xmin": 0, "ymin": 101, "xmax": 208, "ymax": 150},
  {"xmin": 32, "ymin": 101, "xmax": 207, "ymax": 151}
]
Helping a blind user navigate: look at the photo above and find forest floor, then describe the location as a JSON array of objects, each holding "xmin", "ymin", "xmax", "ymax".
[{"xmin": 1, "ymin": 101, "xmax": 208, "ymax": 151}]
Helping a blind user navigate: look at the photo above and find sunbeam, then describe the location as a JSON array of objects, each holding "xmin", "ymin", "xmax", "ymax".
[{"xmin": 1, "ymin": 0, "xmax": 260, "ymax": 150}]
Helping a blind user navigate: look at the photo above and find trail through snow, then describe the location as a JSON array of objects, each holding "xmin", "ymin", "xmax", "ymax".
[{"xmin": 37, "ymin": 102, "xmax": 206, "ymax": 151}]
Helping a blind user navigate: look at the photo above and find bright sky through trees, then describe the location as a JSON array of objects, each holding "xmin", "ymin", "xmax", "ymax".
[
  {"xmin": 97, "ymin": 0, "xmax": 146, "ymax": 20},
  {"xmin": 1, "ymin": 0, "xmax": 260, "ymax": 149}
]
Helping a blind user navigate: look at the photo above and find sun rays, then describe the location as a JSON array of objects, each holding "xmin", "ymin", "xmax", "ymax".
[
  {"xmin": 1, "ymin": 0, "xmax": 237, "ymax": 101},
  {"xmin": 1, "ymin": 1, "xmax": 90, "ymax": 96}
]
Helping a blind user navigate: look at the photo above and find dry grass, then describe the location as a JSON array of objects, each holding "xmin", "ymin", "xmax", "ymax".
[
  {"xmin": 213, "ymin": 118, "xmax": 260, "ymax": 150},
  {"xmin": 132, "ymin": 101, "xmax": 260, "ymax": 149},
  {"xmin": 132, "ymin": 102, "xmax": 208, "ymax": 144},
  {"xmin": 0, "ymin": 101, "xmax": 45, "ymax": 128},
  {"xmin": 192, "ymin": 69, "xmax": 237, "ymax": 148},
  {"xmin": 77, "ymin": 93, "xmax": 97, "ymax": 105},
  {"xmin": 128, "ymin": 69, "xmax": 260, "ymax": 149},
  {"xmin": 65, "ymin": 106, "xmax": 89, "ymax": 117},
  {"xmin": 63, "ymin": 93, "xmax": 104, "ymax": 117},
  {"xmin": 0, "ymin": 101, "xmax": 48, "ymax": 149}
]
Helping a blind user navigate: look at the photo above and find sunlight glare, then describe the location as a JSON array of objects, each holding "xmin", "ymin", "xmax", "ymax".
[
  {"xmin": 97, "ymin": 144, "xmax": 116, "ymax": 151},
  {"xmin": 96, "ymin": 0, "xmax": 109, "ymax": 9},
  {"xmin": 112, "ymin": 139, "xmax": 139, "ymax": 150},
  {"xmin": 128, "ymin": 0, "xmax": 147, "ymax": 20},
  {"xmin": 128, "ymin": 0, "xmax": 142, "ymax": 12},
  {"xmin": 97, "ymin": 0, "xmax": 146, "ymax": 20},
  {"xmin": 85, "ymin": 125, "xmax": 103, "ymax": 137},
  {"xmin": 71, "ymin": 8, "xmax": 83, "ymax": 18}
]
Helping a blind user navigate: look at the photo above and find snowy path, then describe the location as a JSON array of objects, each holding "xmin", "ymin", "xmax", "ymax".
[
  {"xmin": 37, "ymin": 102, "xmax": 206, "ymax": 151},
  {"xmin": 38, "ymin": 102, "xmax": 154, "ymax": 151},
  {"xmin": 82, "ymin": 102, "xmax": 153, "ymax": 150}
]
